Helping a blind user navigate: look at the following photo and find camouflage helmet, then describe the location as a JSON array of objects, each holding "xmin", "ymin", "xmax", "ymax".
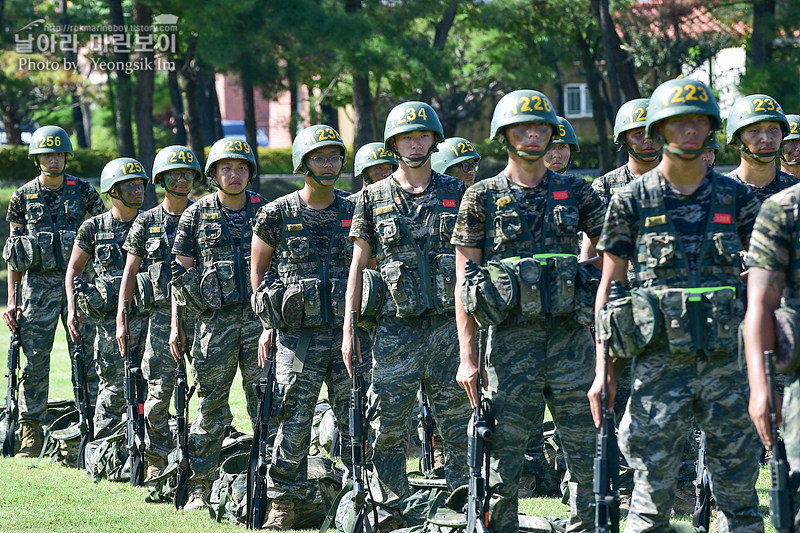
[
  {"xmin": 292, "ymin": 125, "xmax": 347, "ymax": 174},
  {"xmin": 645, "ymin": 78, "xmax": 720, "ymax": 139},
  {"xmin": 205, "ymin": 137, "xmax": 257, "ymax": 181},
  {"xmin": 152, "ymin": 145, "xmax": 201, "ymax": 185},
  {"xmin": 490, "ymin": 90, "xmax": 559, "ymax": 141},
  {"xmin": 554, "ymin": 117, "xmax": 580, "ymax": 151},
  {"xmin": 28, "ymin": 126, "xmax": 73, "ymax": 158},
  {"xmin": 353, "ymin": 142, "xmax": 397, "ymax": 181},
  {"xmin": 383, "ymin": 102, "xmax": 444, "ymax": 148},
  {"xmin": 431, "ymin": 137, "xmax": 482, "ymax": 174},
  {"xmin": 614, "ymin": 98, "xmax": 650, "ymax": 144},
  {"xmin": 785, "ymin": 114, "xmax": 800, "ymax": 141},
  {"xmin": 725, "ymin": 94, "xmax": 788, "ymax": 145},
  {"xmin": 100, "ymin": 157, "xmax": 149, "ymax": 194}
]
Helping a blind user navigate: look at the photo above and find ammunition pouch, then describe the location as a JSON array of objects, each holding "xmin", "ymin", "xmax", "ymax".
[
  {"xmin": 536, "ymin": 254, "xmax": 578, "ymax": 318},
  {"xmin": 656, "ymin": 287, "xmax": 742, "ymax": 355},
  {"xmin": 147, "ymin": 260, "xmax": 171, "ymax": 305},
  {"xmin": 596, "ymin": 287, "xmax": 662, "ymax": 361},
  {"xmin": 200, "ymin": 260, "xmax": 242, "ymax": 309},
  {"xmin": 59, "ymin": 230, "xmax": 76, "ymax": 269},
  {"xmin": 134, "ymin": 272, "xmax": 154, "ymax": 314},
  {"xmin": 381, "ymin": 260, "xmax": 426, "ymax": 318},
  {"xmin": 36, "ymin": 231, "xmax": 58, "ymax": 271},
  {"xmin": 460, "ymin": 260, "xmax": 514, "ymax": 328},
  {"xmin": 3, "ymin": 234, "xmax": 40, "ymax": 272},
  {"xmin": 77, "ymin": 276, "xmax": 119, "ymax": 319},
  {"xmin": 360, "ymin": 269, "xmax": 391, "ymax": 328},
  {"xmin": 251, "ymin": 276, "xmax": 286, "ymax": 330},
  {"xmin": 171, "ymin": 266, "xmax": 206, "ymax": 313},
  {"xmin": 432, "ymin": 253, "xmax": 457, "ymax": 313},
  {"xmin": 774, "ymin": 306, "xmax": 800, "ymax": 375}
]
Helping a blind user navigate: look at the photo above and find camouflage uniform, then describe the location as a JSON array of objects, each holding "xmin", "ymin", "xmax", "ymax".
[
  {"xmin": 76, "ymin": 210, "xmax": 148, "ymax": 439},
  {"xmin": 597, "ymin": 168, "xmax": 763, "ymax": 532},
  {"xmin": 452, "ymin": 170, "xmax": 606, "ymax": 532},
  {"xmin": 252, "ymin": 191, "xmax": 366, "ymax": 500},
  {"xmin": 6, "ymin": 176, "xmax": 105, "ymax": 424},
  {"xmin": 349, "ymin": 172, "xmax": 470, "ymax": 528},
  {"xmin": 746, "ymin": 183, "xmax": 800, "ymax": 529},
  {"xmin": 171, "ymin": 191, "xmax": 266, "ymax": 484},
  {"xmin": 123, "ymin": 203, "xmax": 196, "ymax": 464},
  {"xmin": 591, "ymin": 164, "xmax": 637, "ymax": 207},
  {"xmin": 727, "ymin": 169, "xmax": 799, "ymax": 204}
]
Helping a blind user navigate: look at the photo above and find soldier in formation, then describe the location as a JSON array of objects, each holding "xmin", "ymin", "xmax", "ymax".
[
  {"xmin": 431, "ymin": 136, "xmax": 482, "ymax": 186},
  {"xmin": 780, "ymin": 114, "xmax": 800, "ymax": 180},
  {"xmin": 543, "ymin": 116, "xmax": 580, "ymax": 174}
]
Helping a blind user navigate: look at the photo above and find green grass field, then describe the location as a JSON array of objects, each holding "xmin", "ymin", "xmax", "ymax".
[{"xmin": 0, "ymin": 313, "xmax": 778, "ymax": 532}]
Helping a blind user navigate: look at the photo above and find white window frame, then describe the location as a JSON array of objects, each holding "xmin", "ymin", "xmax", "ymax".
[{"xmin": 564, "ymin": 83, "xmax": 593, "ymax": 119}]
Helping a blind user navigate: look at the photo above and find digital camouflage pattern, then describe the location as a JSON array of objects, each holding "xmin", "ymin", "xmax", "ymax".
[
  {"xmin": 124, "ymin": 204, "xmax": 195, "ymax": 462},
  {"xmin": 590, "ymin": 164, "xmax": 636, "ymax": 207},
  {"xmin": 598, "ymin": 169, "xmax": 763, "ymax": 532},
  {"xmin": 6, "ymin": 176, "xmax": 104, "ymax": 424},
  {"xmin": 366, "ymin": 315, "xmax": 470, "ymax": 529},
  {"xmin": 172, "ymin": 192, "xmax": 266, "ymax": 483},
  {"xmin": 76, "ymin": 211, "xmax": 137, "ymax": 268},
  {"xmin": 727, "ymin": 169, "xmax": 799, "ymax": 204},
  {"xmin": 450, "ymin": 171, "xmax": 605, "ymax": 253},
  {"xmin": 783, "ymin": 374, "xmax": 800, "ymax": 528}
]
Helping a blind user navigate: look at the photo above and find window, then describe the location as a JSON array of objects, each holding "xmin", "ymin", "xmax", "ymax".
[{"xmin": 564, "ymin": 84, "xmax": 592, "ymax": 118}]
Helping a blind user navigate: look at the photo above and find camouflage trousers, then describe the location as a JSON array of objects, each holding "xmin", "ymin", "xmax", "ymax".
[
  {"xmin": 619, "ymin": 346, "xmax": 763, "ymax": 533},
  {"xmin": 782, "ymin": 371, "xmax": 800, "ymax": 529},
  {"xmin": 486, "ymin": 320, "xmax": 596, "ymax": 533},
  {"xmin": 18, "ymin": 270, "xmax": 98, "ymax": 423},
  {"xmin": 368, "ymin": 313, "xmax": 470, "ymax": 529},
  {"xmin": 189, "ymin": 303, "xmax": 261, "ymax": 483},
  {"xmin": 267, "ymin": 326, "xmax": 369, "ymax": 500},
  {"xmin": 142, "ymin": 304, "xmax": 197, "ymax": 462},
  {"xmin": 93, "ymin": 311, "xmax": 148, "ymax": 439}
]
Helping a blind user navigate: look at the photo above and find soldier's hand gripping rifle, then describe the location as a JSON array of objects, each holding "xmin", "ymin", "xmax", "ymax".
[
  {"xmin": 349, "ymin": 311, "xmax": 376, "ymax": 533},
  {"xmin": 418, "ymin": 381, "xmax": 435, "ymax": 475},
  {"xmin": 246, "ymin": 326, "xmax": 277, "ymax": 529},
  {"xmin": 173, "ymin": 305, "xmax": 195, "ymax": 509},
  {"xmin": 2, "ymin": 281, "xmax": 21, "ymax": 457},
  {"xmin": 72, "ymin": 277, "xmax": 94, "ymax": 469},
  {"xmin": 692, "ymin": 431, "xmax": 711, "ymax": 532},
  {"xmin": 594, "ymin": 281, "xmax": 622, "ymax": 533},
  {"xmin": 764, "ymin": 350, "xmax": 800, "ymax": 533},
  {"xmin": 123, "ymin": 300, "xmax": 145, "ymax": 487},
  {"xmin": 466, "ymin": 327, "xmax": 496, "ymax": 533}
]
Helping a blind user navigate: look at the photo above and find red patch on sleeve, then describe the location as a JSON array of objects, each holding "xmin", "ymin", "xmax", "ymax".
[
  {"xmin": 341, "ymin": 219, "xmax": 352, "ymax": 227},
  {"xmin": 66, "ymin": 179, "xmax": 76, "ymax": 185},
  {"xmin": 442, "ymin": 199, "xmax": 456, "ymax": 208},
  {"xmin": 553, "ymin": 190, "xmax": 569, "ymax": 200},
  {"xmin": 714, "ymin": 213, "xmax": 732, "ymax": 224}
]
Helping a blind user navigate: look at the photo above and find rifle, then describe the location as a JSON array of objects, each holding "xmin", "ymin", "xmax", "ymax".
[
  {"xmin": 2, "ymin": 281, "xmax": 21, "ymax": 457},
  {"xmin": 466, "ymin": 326, "xmax": 496, "ymax": 533},
  {"xmin": 71, "ymin": 277, "xmax": 94, "ymax": 469},
  {"xmin": 122, "ymin": 300, "xmax": 145, "ymax": 487},
  {"xmin": 349, "ymin": 311, "xmax": 375, "ymax": 533},
  {"xmin": 692, "ymin": 431, "xmax": 711, "ymax": 532},
  {"xmin": 246, "ymin": 327, "xmax": 277, "ymax": 529},
  {"xmin": 418, "ymin": 381, "xmax": 435, "ymax": 475},
  {"xmin": 173, "ymin": 305, "xmax": 195, "ymax": 509},
  {"xmin": 593, "ymin": 281, "xmax": 622, "ymax": 533},
  {"xmin": 764, "ymin": 350, "xmax": 800, "ymax": 533}
]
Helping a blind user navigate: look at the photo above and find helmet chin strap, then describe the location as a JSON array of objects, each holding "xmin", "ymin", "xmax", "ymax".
[
  {"xmin": 503, "ymin": 137, "xmax": 554, "ymax": 162},
  {"xmin": 624, "ymin": 144, "xmax": 662, "ymax": 163},
  {"xmin": 38, "ymin": 156, "xmax": 66, "ymax": 177},
  {"xmin": 162, "ymin": 183, "xmax": 190, "ymax": 197},
  {"xmin": 397, "ymin": 145, "xmax": 437, "ymax": 169},
  {"xmin": 739, "ymin": 138, "xmax": 780, "ymax": 163},
  {"xmin": 780, "ymin": 152, "xmax": 800, "ymax": 166},
  {"xmin": 303, "ymin": 165, "xmax": 341, "ymax": 186},
  {"xmin": 659, "ymin": 133, "xmax": 714, "ymax": 161}
]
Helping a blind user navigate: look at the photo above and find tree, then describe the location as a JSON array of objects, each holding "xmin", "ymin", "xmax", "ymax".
[
  {"xmin": 134, "ymin": 1, "xmax": 157, "ymax": 208},
  {"xmin": 108, "ymin": 0, "xmax": 135, "ymax": 157}
]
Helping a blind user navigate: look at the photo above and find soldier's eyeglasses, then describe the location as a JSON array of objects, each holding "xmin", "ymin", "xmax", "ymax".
[
  {"xmin": 308, "ymin": 155, "xmax": 344, "ymax": 166},
  {"xmin": 461, "ymin": 161, "xmax": 479, "ymax": 172}
]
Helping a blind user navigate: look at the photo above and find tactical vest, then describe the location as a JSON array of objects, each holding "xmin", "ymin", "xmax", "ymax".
[
  {"xmin": 596, "ymin": 165, "xmax": 634, "ymax": 206},
  {"xmin": 138, "ymin": 205, "xmax": 185, "ymax": 307},
  {"xmin": 195, "ymin": 191, "xmax": 265, "ymax": 309},
  {"xmin": 20, "ymin": 176, "xmax": 87, "ymax": 271},
  {"xmin": 92, "ymin": 211, "xmax": 128, "ymax": 280},
  {"xmin": 372, "ymin": 173, "xmax": 459, "ymax": 316},
  {"xmin": 274, "ymin": 192, "xmax": 354, "ymax": 326},
  {"xmin": 780, "ymin": 187, "xmax": 800, "ymax": 309}
]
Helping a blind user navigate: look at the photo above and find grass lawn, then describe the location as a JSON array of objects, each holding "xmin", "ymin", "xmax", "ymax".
[{"xmin": 0, "ymin": 312, "xmax": 778, "ymax": 532}]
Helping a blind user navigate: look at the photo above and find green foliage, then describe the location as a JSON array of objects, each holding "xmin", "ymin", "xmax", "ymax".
[{"xmin": 0, "ymin": 146, "xmax": 117, "ymax": 181}]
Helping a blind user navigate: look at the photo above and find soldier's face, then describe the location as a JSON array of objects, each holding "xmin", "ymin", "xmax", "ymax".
[
  {"xmin": 783, "ymin": 139, "xmax": 800, "ymax": 164},
  {"xmin": 702, "ymin": 149, "xmax": 716, "ymax": 168},
  {"xmin": 659, "ymin": 115, "xmax": 712, "ymax": 152},
  {"xmin": 392, "ymin": 131, "xmax": 436, "ymax": 159},
  {"xmin": 504, "ymin": 122, "xmax": 553, "ymax": 154},
  {"xmin": 163, "ymin": 169, "xmax": 195, "ymax": 194},
  {"xmin": 738, "ymin": 121, "xmax": 783, "ymax": 155},
  {"xmin": 305, "ymin": 146, "xmax": 343, "ymax": 184},
  {"xmin": 38, "ymin": 153, "xmax": 67, "ymax": 175},
  {"xmin": 114, "ymin": 179, "xmax": 146, "ymax": 207},
  {"xmin": 446, "ymin": 159, "xmax": 479, "ymax": 186},
  {"xmin": 365, "ymin": 164, "xmax": 394, "ymax": 184},
  {"xmin": 213, "ymin": 158, "xmax": 250, "ymax": 194},
  {"xmin": 544, "ymin": 144, "xmax": 571, "ymax": 172},
  {"xmin": 624, "ymin": 128, "xmax": 661, "ymax": 157}
]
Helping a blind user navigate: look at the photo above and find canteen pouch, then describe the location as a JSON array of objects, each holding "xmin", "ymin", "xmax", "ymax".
[
  {"xmin": 702, "ymin": 288, "xmax": 742, "ymax": 353},
  {"xmin": 432, "ymin": 253, "xmax": 456, "ymax": 313},
  {"xmin": 596, "ymin": 296, "xmax": 641, "ymax": 360},
  {"xmin": 509, "ymin": 258, "xmax": 541, "ymax": 321},
  {"xmin": 251, "ymin": 276, "xmax": 286, "ymax": 330},
  {"xmin": 134, "ymin": 272, "xmax": 153, "ymax": 313},
  {"xmin": 360, "ymin": 269, "xmax": 388, "ymax": 325},
  {"xmin": 657, "ymin": 289, "xmax": 693, "ymax": 355},
  {"xmin": 37, "ymin": 231, "xmax": 57, "ymax": 271},
  {"xmin": 3, "ymin": 234, "xmax": 40, "ymax": 271},
  {"xmin": 77, "ymin": 277, "xmax": 117, "ymax": 319},
  {"xmin": 631, "ymin": 288, "xmax": 662, "ymax": 348},
  {"xmin": 171, "ymin": 266, "xmax": 207, "ymax": 313},
  {"xmin": 200, "ymin": 260, "xmax": 240, "ymax": 309},
  {"xmin": 460, "ymin": 264, "xmax": 507, "ymax": 328},
  {"xmin": 281, "ymin": 283, "xmax": 304, "ymax": 329},
  {"xmin": 381, "ymin": 260, "xmax": 424, "ymax": 318},
  {"xmin": 774, "ymin": 306, "xmax": 800, "ymax": 374}
]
